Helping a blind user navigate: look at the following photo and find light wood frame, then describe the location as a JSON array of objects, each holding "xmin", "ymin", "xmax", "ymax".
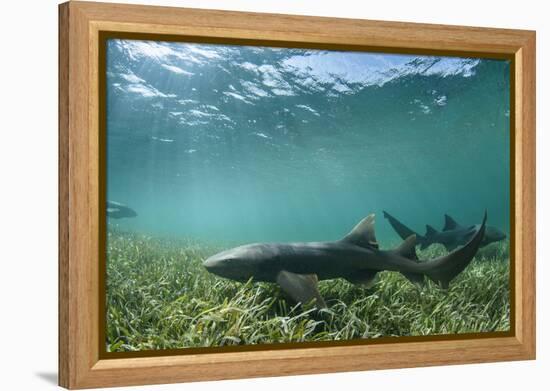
[{"xmin": 59, "ymin": 1, "xmax": 536, "ymax": 389}]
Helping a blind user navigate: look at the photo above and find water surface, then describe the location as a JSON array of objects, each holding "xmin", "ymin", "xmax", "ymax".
[{"xmin": 106, "ymin": 40, "xmax": 510, "ymax": 246}]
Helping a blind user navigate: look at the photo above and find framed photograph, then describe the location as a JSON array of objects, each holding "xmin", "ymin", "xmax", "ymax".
[{"xmin": 59, "ymin": 1, "xmax": 536, "ymax": 389}]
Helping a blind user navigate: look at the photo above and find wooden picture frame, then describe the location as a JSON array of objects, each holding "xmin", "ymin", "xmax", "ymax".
[{"xmin": 59, "ymin": 1, "xmax": 536, "ymax": 389}]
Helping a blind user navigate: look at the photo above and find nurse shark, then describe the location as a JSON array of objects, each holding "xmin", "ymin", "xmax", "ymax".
[
  {"xmin": 106, "ymin": 201, "xmax": 138, "ymax": 219},
  {"xmin": 204, "ymin": 212, "xmax": 487, "ymax": 308},
  {"xmin": 383, "ymin": 211, "xmax": 506, "ymax": 251}
]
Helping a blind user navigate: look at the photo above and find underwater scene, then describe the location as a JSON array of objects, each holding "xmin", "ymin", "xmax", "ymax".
[{"xmin": 105, "ymin": 39, "xmax": 511, "ymax": 352}]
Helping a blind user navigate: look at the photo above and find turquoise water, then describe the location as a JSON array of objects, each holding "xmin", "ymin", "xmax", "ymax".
[{"xmin": 106, "ymin": 39, "xmax": 510, "ymax": 246}]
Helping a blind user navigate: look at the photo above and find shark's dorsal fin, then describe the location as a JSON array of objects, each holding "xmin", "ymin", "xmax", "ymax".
[
  {"xmin": 342, "ymin": 214, "xmax": 379, "ymax": 249},
  {"xmin": 443, "ymin": 214, "xmax": 461, "ymax": 231},
  {"xmin": 425, "ymin": 225, "xmax": 438, "ymax": 237},
  {"xmin": 395, "ymin": 235, "xmax": 418, "ymax": 260}
]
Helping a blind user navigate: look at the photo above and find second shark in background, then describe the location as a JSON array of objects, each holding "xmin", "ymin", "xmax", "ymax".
[{"xmin": 383, "ymin": 211, "xmax": 506, "ymax": 251}]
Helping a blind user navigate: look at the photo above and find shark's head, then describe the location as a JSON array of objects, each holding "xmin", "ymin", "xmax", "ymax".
[
  {"xmin": 484, "ymin": 225, "xmax": 507, "ymax": 243},
  {"xmin": 204, "ymin": 244, "xmax": 271, "ymax": 281}
]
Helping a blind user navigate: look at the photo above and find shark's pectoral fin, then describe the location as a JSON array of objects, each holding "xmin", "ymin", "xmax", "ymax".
[
  {"xmin": 346, "ymin": 270, "xmax": 379, "ymax": 288},
  {"xmin": 276, "ymin": 271, "xmax": 326, "ymax": 309}
]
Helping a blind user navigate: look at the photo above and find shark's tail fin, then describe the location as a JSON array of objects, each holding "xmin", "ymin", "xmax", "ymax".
[
  {"xmin": 383, "ymin": 211, "xmax": 426, "ymax": 246},
  {"xmin": 421, "ymin": 211, "xmax": 487, "ymax": 288}
]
